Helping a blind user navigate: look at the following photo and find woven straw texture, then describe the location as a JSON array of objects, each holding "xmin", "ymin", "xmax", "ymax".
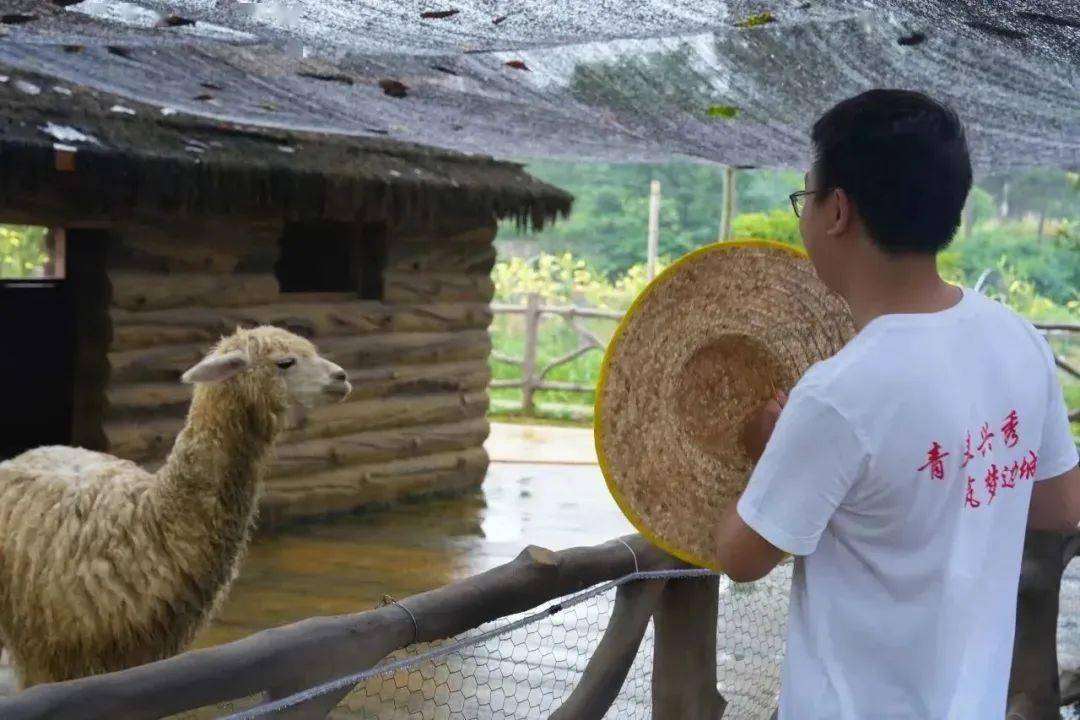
[{"xmin": 597, "ymin": 242, "xmax": 854, "ymax": 569}]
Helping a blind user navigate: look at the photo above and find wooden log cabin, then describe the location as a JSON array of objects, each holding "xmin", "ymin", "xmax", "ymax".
[{"xmin": 0, "ymin": 66, "xmax": 571, "ymax": 525}]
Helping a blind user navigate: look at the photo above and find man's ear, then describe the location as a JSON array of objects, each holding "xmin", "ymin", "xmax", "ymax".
[
  {"xmin": 181, "ymin": 350, "xmax": 249, "ymax": 384},
  {"xmin": 827, "ymin": 187, "xmax": 854, "ymax": 237}
]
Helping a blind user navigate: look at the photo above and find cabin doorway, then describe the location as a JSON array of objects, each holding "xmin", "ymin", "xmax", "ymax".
[{"xmin": 0, "ymin": 227, "xmax": 74, "ymax": 460}]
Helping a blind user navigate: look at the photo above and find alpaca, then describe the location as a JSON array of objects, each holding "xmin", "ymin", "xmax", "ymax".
[{"xmin": 0, "ymin": 326, "xmax": 350, "ymax": 687}]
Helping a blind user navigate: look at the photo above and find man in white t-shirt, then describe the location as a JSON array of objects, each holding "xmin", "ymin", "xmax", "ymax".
[{"xmin": 712, "ymin": 90, "xmax": 1080, "ymax": 719}]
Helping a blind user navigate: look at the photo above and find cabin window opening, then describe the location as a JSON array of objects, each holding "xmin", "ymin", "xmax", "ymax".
[{"xmin": 276, "ymin": 221, "xmax": 383, "ymax": 299}]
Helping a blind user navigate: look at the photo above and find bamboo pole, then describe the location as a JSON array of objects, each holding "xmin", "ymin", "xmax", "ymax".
[
  {"xmin": 720, "ymin": 166, "xmax": 735, "ymax": 242},
  {"xmin": 647, "ymin": 180, "xmax": 660, "ymax": 280}
]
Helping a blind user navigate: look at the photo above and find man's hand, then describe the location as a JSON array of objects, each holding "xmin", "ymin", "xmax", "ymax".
[{"xmin": 741, "ymin": 392, "xmax": 787, "ymax": 463}]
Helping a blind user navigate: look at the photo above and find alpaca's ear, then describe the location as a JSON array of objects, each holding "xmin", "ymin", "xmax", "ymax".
[{"xmin": 181, "ymin": 350, "xmax": 249, "ymax": 384}]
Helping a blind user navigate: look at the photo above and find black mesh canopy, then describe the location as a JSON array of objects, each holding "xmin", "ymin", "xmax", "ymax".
[{"xmin": 2, "ymin": 0, "xmax": 1078, "ymax": 170}]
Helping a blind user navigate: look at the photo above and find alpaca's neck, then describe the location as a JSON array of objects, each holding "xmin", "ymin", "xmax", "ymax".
[{"xmin": 149, "ymin": 382, "xmax": 282, "ymax": 591}]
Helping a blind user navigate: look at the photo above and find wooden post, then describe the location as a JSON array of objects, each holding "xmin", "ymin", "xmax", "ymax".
[
  {"xmin": 652, "ymin": 575, "xmax": 726, "ymax": 719},
  {"xmin": 521, "ymin": 292, "xmax": 541, "ymax": 416},
  {"xmin": 1007, "ymin": 529, "xmax": 1079, "ymax": 718},
  {"xmin": 647, "ymin": 180, "xmax": 660, "ymax": 280},
  {"xmin": 719, "ymin": 166, "xmax": 735, "ymax": 242}
]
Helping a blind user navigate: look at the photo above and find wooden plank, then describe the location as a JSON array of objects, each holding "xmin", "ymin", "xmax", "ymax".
[
  {"xmin": 110, "ymin": 302, "xmax": 491, "ymax": 350},
  {"xmin": 383, "ymin": 272, "xmax": 494, "ymax": 304},
  {"xmin": 110, "ymin": 220, "xmax": 279, "ymax": 274},
  {"xmin": 105, "ymin": 392, "xmax": 489, "ymax": 463},
  {"xmin": 268, "ymin": 417, "xmax": 490, "ymax": 478},
  {"xmin": 652, "ymin": 575, "xmax": 726, "ymax": 720},
  {"xmin": 391, "ymin": 224, "xmax": 497, "ymax": 248},
  {"xmin": 104, "ymin": 360, "xmax": 491, "ymax": 419},
  {"xmin": 109, "ymin": 271, "xmax": 280, "ymax": 311},
  {"xmin": 108, "ymin": 330, "xmax": 490, "ymax": 383},
  {"xmin": 317, "ymin": 330, "xmax": 491, "ymax": 369},
  {"xmin": 262, "ymin": 447, "xmax": 489, "ymax": 521},
  {"xmin": 283, "ymin": 391, "xmax": 489, "ymax": 443},
  {"xmin": 104, "ymin": 417, "xmax": 185, "ymax": 464},
  {"xmin": 385, "ymin": 240, "xmax": 496, "ymax": 274}
]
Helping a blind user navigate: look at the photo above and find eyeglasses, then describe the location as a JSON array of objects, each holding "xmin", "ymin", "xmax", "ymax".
[{"xmin": 789, "ymin": 190, "xmax": 816, "ymax": 218}]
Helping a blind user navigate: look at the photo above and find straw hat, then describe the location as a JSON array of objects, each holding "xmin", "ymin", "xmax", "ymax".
[{"xmin": 595, "ymin": 240, "xmax": 855, "ymax": 570}]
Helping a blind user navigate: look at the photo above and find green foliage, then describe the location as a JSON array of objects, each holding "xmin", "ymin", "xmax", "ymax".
[
  {"xmin": 502, "ymin": 163, "xmax": 800, "ymax": 276},
  {"xmin": 951, "ymin": 218, "xmax": 1079, "ymax": 306},
  {"xmin": 706, "ymin": 105, "xmax": 739, "ymax": 119},
  {"xmin": 0, "ymin": 225, "xmax": 49, "ymax": 279},
  {"xmin": 965, "ymin": 186, "xmax": 995, "ymax": 226},
  {"xmin": 495, "ymin": 163, "xmax": 1079, "ymax": 426},
  {"xmin": 492, "ymin": 253, "xmax": 662, "ymax": 310},
  {"xmin": 736, "ymin": 12, "xmax": 775, "ymax": 28},
  {"xmin": 731, "ymin": 209, "xmax": 802, "ymax": 247}
]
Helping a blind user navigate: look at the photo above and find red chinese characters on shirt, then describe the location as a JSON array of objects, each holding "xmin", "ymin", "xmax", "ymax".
[
  {"xmin": 977, "ymin": 423, "xmax": 995, "ymax": 456},
  {"xmin": 1002, "ymin": 461, "xmax": 1019, "ymax": 489},
  {"xmin": 917, "ymin": 411, "xmax": 1035, "ymax": 510},
  {"xmin": 1019, "ymin": 451, "xmax": 1039, "ymax": 481},
  {"xmin": 918, "ymin": 441, "xmax": 950, "ymax": 481},
  {"xmin": 1001, "ymin": 410, "xmax": 1020, "ymax": 449},
  {"xmin": 984, "ymin": 464, "xmax": 999, "ymax": 504},
  {"xmin": 965, "ymin": 476, "xmax": 981, "ymax": 509},
  {"xmin": 959, "ymin": 432, "xmax": 975, "ymax": 469}
]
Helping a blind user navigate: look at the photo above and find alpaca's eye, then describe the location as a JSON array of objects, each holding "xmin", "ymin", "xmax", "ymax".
[{"xmin": 276, "ymin": 359, "xmax": 296, "ymax": 370}]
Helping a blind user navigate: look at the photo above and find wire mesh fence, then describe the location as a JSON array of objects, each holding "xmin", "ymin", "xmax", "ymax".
[{"xmin": 209, "ymin": 564, "xmax": 793, "ymax": 720}]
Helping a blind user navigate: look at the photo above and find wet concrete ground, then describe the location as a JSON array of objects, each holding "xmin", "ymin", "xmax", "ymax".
[{"xmin": 194, "ymin": 462, "xmax": 635, "ymax": 649}]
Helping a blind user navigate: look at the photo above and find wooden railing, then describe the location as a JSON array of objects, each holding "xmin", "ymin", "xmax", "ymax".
[
  {"xmin": 0, "ymin": 535, "xmax": 718, "ymax": 720},
  {"xmin": 0, "ymin": 531, "xmax": 1074, "ymax": 718},
  {"xmin": 1037, "ymin": 323, "xmax": 1080, "ymax": 423},
  {"xmin": 491, "ymin": 294, "xmax": 621, "ymax": 415},
  {"xmin": 491, "ymin": 296, "xmax": 1079, "ymax": 422}
]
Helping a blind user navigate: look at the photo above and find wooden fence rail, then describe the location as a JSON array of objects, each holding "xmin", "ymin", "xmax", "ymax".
[
  {"xmin": 0, "ymin": 531, "xmax": 1074, "ymax": 718},
  {"xmin": 0, "ymin": 535, "xmax": 708, "ymax": 720},
  {"xmin": 491, "ymin": 294, "xmax": 621, "ymax": 415},
  {"xmin": 491, "ymin": 296, "xmax": 1080, "ymax": 421}
]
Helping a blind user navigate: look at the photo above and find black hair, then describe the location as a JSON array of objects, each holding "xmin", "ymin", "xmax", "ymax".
[{"xmin": 811, "ymin": 89, "xmax": 972, "ymax": 254}]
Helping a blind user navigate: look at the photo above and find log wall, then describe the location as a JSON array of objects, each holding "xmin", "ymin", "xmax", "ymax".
[{"xmin": 101, "ymin": 215, "xmax": 496, "ymax": 524}]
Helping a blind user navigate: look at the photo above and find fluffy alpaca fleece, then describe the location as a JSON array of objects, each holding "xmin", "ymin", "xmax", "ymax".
[{"xmin": 0, "ymin": 326, "xmax": 349, "ymax": 687}]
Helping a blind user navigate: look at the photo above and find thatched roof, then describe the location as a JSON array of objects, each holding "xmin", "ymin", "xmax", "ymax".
[
  {"xmin": 1, "ymin": 0, "xmax": 1077, "ymax": 171},
  {"xmin": 0, "ymin": 63, "xmax": 572, "ymax": 229}
]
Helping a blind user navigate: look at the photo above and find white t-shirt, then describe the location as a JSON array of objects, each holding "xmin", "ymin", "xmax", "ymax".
[{"xmin": 737, "ymin": 288, "xmax": 1079, "ymax": 720}]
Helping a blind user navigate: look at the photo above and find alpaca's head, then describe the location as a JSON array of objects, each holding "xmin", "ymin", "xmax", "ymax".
[{"xmin": 180, "ymin": 327, "xmax": 351, "ymax": 422}]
